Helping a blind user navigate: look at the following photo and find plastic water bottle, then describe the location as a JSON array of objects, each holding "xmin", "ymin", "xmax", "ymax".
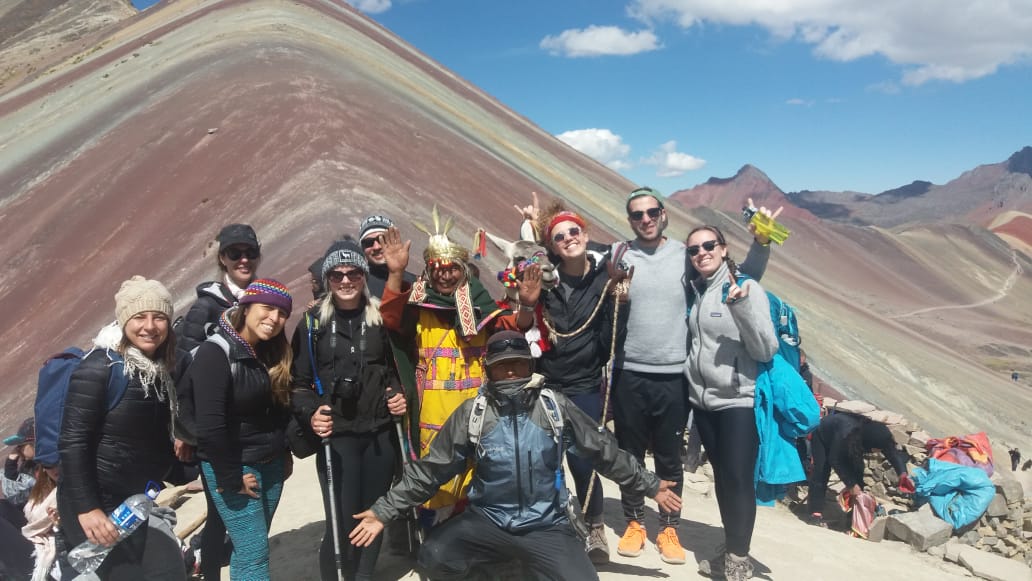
[
  {"xmin": 67, "ymin": 486, "xmax": 161, "ymax": 574},
  {"xmin": 742, "ymin": 205, "xmax": 791, "ymax": 244}
]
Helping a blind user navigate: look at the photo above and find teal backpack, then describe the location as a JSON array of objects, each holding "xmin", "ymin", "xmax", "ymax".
[{"xmin": 721, "ymin": 274, "xmax": 802, "ymax": 371}]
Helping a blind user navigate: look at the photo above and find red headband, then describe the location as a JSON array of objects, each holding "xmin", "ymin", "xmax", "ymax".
[{"xmin": 547, "ymin": 211, "xmax": 586, "ymax": 237}]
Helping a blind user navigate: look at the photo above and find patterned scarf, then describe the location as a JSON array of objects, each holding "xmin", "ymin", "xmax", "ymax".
[
  {"xmin": 409, "ymin": 275, "xmax": 507, "ymax": 339},
  {"xmin": 121, "ymin": 346, "xmax": 173, "ymax": 411}
]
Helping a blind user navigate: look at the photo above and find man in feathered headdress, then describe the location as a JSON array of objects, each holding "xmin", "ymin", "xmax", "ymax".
[{"xmin": 377, "ymin": 208, "xmax": 542, "ymax": 525}]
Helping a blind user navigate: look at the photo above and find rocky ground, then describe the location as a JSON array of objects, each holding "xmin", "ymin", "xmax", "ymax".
[{"xmin": 164, "ymin": 451, "xmax": 1022, "ymax": 580}]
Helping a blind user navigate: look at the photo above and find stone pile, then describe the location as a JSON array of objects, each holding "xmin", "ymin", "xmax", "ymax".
[{"xmin": 820, "ymin": 397, "xmax": 1032, "ymax": 579}]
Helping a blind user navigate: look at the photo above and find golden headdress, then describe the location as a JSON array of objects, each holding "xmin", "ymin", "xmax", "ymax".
[{"xmin": 415, "ymin": 205, "xmax": 469, "ymax": 268}]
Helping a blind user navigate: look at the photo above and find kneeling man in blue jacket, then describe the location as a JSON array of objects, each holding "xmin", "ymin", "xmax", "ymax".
[{"xmin": 350, "ymin": 330, "xmax": 681, "ymax": 580}]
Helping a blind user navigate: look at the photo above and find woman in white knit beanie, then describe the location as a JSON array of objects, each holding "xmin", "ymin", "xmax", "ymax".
[{"xmin": 56, "ymin": 275, "xmax": 185, "ymax": 580}]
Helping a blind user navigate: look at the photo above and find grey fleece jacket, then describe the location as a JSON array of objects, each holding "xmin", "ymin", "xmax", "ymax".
[
  {"xmin": 616, "ymin": 239, "xmax": 771, "ymax": 374},
  {"xmin": 685, "ymin": 260, "xmax": 779, "ymax": 411}
]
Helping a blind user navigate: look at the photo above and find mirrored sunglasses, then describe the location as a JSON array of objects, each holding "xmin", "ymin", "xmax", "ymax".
[{"xmin": 552, "ymin": 226, "xmax": 582, "ymax": 243}]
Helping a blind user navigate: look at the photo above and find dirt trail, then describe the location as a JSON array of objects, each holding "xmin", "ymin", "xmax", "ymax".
[{"xmin": 891, "ymin": 250, "xmax": 1023, "ymax": 318}]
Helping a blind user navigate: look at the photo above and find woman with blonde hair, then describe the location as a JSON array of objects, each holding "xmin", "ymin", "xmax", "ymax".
[
  {"xmin": 291, "ymin": 240, "xmax": 406, "ymax": 581},
  {"xmin": 183, "ymin": 279, "xmax": 294, "ymax": 580}
]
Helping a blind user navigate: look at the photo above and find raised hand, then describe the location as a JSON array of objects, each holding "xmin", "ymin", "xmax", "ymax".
[
  {"xmin": 746, "ymin": 196, "xmax": 784, "ymax": 245},
  {"xmin": 514, "ymin": 191, "xmax": 541, "ymax": 222},
  {"xmin": 381, "ymin": 226, "xmax": 411, "ymax": 275},
  {"xmin": 725, "ymin": 270, "xmax": 749, "ymax": 304},
  {"xmin": 516, "ymin": 263, "xmax": 543, "ymax": 306}
]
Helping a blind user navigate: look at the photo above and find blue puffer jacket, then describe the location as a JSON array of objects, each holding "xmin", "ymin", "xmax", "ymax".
[{"xmin": 371, "ymin": 374, "xmax": 659, "ymax": 532}]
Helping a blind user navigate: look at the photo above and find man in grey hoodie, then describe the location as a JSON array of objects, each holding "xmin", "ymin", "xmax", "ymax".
[{"xmin": 611, "ymin": 187, "xmax": 772, "ymax": 564}]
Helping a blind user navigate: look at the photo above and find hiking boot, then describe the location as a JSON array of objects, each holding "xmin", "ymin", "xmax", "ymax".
[
  {"xmin": 697, "ymin": 552, "xmax": 724, "ymax": 578},
  {"xmin": 724, "ymin": 552, "xmax": 754, "ymax": 581},
  {"xmin": 616, "ymin": 520, "xmax": 646, "ymax": 557},
  {"xmin": 656, "ymin": 527, "xmax": 686, "ymax": 564},
  {"xmin": 586, "ymin": 524, "xmax": 610, "ymax": 564}
]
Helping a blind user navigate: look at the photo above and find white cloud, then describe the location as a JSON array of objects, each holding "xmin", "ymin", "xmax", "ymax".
[
  {"xmin": 541, "ymin": 25, "xmax": 661, "ymax": 57},
  {"xmin": 347, "ymin": 0, "xmax": 391, "ymax": 14},
  {"xmin": 643, "ymin": 140, "xmax": 706, "ymax": 177},
  {"xmin": 556, "ymin": 128, "xmax": 633, "ymax": 170},
  {"xmin": 786, "ymin": 98, "xmax": 815, "ymax": 106},
  {"xmin": 627, "ymin": 0, "xmax": 1032, "ymax": 84}
]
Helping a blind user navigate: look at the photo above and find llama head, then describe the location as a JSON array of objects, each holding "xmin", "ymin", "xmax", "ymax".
[{"xmin": 485, "ymin": 232, "xmax": 558, "ymax": 299}]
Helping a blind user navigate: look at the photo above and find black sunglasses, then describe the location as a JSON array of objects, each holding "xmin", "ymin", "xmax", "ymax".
[
  {"xmin": 552, "ymin": 226, "xmax": 582, "ymax": 243},
  {"xmin": 687, "ymin": 240, "xmax": 723, "ymax": 256},
  {"xmin": 361, "ymin": 237, "xmax": 380, "ymax": 249},
  {"xmin": 628, "ymin": 207, "xmax": 662, "ymax": 221},
  {"xmin": 327, "ymin": 270, "xmax": 365, "ymax": 283},
  {"xmin": 486, "ymin": 337, "xmax": 530, "ymax": 355},
  {"xmin": 223, "ymin": 247, "xmax": 260, "ymax": 261}
]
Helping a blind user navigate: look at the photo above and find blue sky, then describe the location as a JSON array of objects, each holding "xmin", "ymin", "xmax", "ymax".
[{"xmin": 342, "ymin": 0, "xmax": 1032, "ymax": 195}]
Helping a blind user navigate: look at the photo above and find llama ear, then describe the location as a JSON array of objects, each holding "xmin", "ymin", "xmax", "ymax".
[{"xmin": 485, "ymin": 232, "xmax": 516, "ymax": 259}]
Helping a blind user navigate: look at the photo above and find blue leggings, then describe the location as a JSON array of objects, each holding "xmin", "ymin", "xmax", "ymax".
[{"xmin": 201, "ymin": 458, "xmax": 285, "ymax": 580}]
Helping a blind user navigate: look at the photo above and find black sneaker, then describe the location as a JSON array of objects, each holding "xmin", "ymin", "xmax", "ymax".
[
  {"xmin": 586, "ymin": 524, "xmax": 610, "ymax": 564},
  {"xmin": 807, "ymin": 513, "xmax": 828, "ymax": 528}
]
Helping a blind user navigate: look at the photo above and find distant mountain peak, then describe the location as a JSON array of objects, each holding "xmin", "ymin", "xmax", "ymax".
[
  {"xmin": 1006, "ymin": 146, "xmax": 1032, "ymax": 177},
  {"xmin": 704, "ymin": 164, "xmax": 773, "ymax": 187}
]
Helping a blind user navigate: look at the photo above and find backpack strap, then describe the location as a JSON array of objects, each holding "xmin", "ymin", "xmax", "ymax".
[
  {"xmin": 305, "ymin": 313, "xmax": 324, "ymax": 396},
  {"xmin": 102, "ymin": 350, "xmax": 130, "ymax": 411},
  {"xmin": 205, "ymin": 334, "xmax": 240, "ymax": 380},
  {"xmin": 537, "ymin": 388, "xmax": 564, "ymax": 444},
  {"xmin": 467, "ymin": 393, "xmax": 489, "ymax": 446}
]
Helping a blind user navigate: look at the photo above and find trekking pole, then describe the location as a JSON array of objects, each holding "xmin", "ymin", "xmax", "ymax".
[
  {"xmin": 320, "ymin": 409, "xmax": 345, "ymax": 581},
  {"xmin": 387, "ymin": 388, "xmax": 425, "ymax": 552}
]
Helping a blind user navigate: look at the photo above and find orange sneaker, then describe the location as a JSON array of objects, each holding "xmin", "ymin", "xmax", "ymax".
[
  {"xmin": 656, "ymin": 527, "xmax": 686, "ymax": 564},
  {"xmin": 616, "ymin": 521, "xmax": 646, "ymax": 557}
]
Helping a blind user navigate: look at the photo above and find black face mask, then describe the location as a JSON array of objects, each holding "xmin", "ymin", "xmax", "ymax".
[{"xmin": 488, "ymin": 377, "xmax": 533, "ymax": 404}]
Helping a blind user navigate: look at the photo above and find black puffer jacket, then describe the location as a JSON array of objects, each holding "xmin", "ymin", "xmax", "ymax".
[
  {"xmin": 187, "ymin": 328, "xmax": 290, "ymax": 492},
  {"xmin": 291, "ymin": 305, "xmax": 401, "ymax": 434},
  {"xmin": 179, "ymin": 281, "xmax": 236, "ymax": 351},
  {"xmin": 538, "ymin": 255, "xmax": 627, "ymax": 396},
  {"xmin": 57, "ymin": 350, "xmax": 175, "ymax": 545}
]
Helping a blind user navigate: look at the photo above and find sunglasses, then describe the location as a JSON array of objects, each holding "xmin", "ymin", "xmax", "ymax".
[
  {"xmin": 327, "ymin": 270, "xmax": 365, "ymax": 283},
  {"xmin": 628, "ymin": 207, "xmax": 662, "ymax": 221},
  {"xmin": 687, "ymin": 240, "xmax": 723, "ymax": 256},
  {"xmin": 552, "ymin": 226, "xmax": 582, "ymax": 243},
  {"xmin": 223, "ymin": 247, "xmax": 260, "ymax": 261},
  {"xmin": 486, "ymin": 337, "xmax": 530, "ymax": 355},
  {"xmin": 361, "ymin": 237, "xmax": 380, "ymax": 249}
]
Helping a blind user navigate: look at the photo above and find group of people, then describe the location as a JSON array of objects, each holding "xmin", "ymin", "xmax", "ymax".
[{"xmin": 0, "ymin": 185, "xmax": 820, "ymax": 581}]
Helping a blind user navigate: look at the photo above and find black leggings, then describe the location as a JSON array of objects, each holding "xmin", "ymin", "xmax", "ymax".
[
  {"xmin": 565, "ymin": 391, "xmax": 605, "ymax": 523},
  {"xmin": 694, "ymin": 406, "xmax": 759, "ymax": 556},
  {"xmin": 316, "ymin": 428, "xmax": 398, "ymax": 581}
]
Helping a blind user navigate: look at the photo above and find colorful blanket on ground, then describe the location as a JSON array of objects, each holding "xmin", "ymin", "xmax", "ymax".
[{"xmin": 925, "ymin": 432, "xmax": 994, "ymax": 477}]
